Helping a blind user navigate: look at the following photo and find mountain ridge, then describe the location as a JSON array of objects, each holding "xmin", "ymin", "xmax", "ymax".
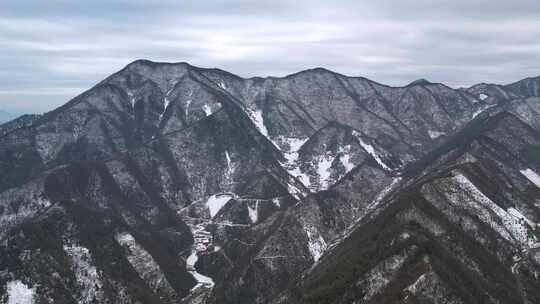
[{"xmin": 1, "ymin": 60, "xmax": 540, "ymax": 304}]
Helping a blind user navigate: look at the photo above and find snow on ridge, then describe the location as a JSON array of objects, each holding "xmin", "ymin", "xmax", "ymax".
[
  {"xmin": 115, "ymin": 232, "xmax": 176, "ymax": 296},
  {"xmin": 206, "ymin": 194, "xmax": 234, "ymax": 218},
  {"xmin": 247, "ymin": 109, "xmax": 270, "ymax": 138},
  {"xmin": 508, "ymin": 207, "xmax": 537, "ymax": 228},
  {"xmin": 328, "ymin": 177, "xmax": 402, "ymax": 252},
  {"xmin": 6, "ymin": 280, "xmax": 35, "ymax": 304},
  {"xmin": 63, "ymin": 243, "xmax": 104, "ymax": 303},
  {"xmin": 472, "ymin": 104, "xmax": 496, "ymax": 119},
  {"xmin": 289, "ymin": 166, "xmax": 311, "ymax": 188},
  {"xmin": 283, "ymin": 137, "xmax": 307, "ymax": 153},
  {"xmin": 521, "ymin": 168, "xmax": 540, "ymax": 188},
  {"xmin": 406, "ymin": 273, "xmax": 428, "ymax": 294},
  {"xmin": 304, "ymin": 226, "xmax": 327, "ymax": 262},
  {"xmin": 352, "ymin": 131, "xmax": 391, "ymax": 171},
  {"xmin": 363, "ymin": 177, "xmax": 402, "ymax": 216},
  {"xmin": 281, "ymin": 137, "xmax": 308, "ymax": 162},
  {"xmin": 245, "ymin": 108, "xmax": 293, "ymax": 153},
  {"xmin": 452, "ymin": 174, "xmax": 537, "ymax": 248},
  {"xmin": 287, "ymin": 182, "xmax": 306, "ymax": 201},
  {"xmin": 359, "ymin": 251, "xmax": 409, "ymax": 302}
]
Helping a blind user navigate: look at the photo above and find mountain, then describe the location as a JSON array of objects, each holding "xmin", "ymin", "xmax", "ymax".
[
  {"xmin": 0, "ymin": 114, "xmax": 41, "ymax": 137},
  {"xmin": 0, "ymin": 60, "xmax": 539, "ymax": 304}
]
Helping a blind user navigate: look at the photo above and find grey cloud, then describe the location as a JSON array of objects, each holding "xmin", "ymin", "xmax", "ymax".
[{"xmin": 1, "ymin": 0, "xmax": 540, "ymax": 113}]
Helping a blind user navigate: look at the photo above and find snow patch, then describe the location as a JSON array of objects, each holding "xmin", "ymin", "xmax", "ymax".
[
  {"xmin": 472, "ymin": 104, "xmax": 496, "ymax": 118},
  {"xmin": 247, "ymin": 201, "xmax": 259, "ymax": 223},
  {"xmin": 218, "ymin": 81, "xmax": 227, "ymax": 90},
  {"xmin": 280, "ymin": 137, "xmax": 311, "ymax": 188},
  {"xmin": 247, "ymin": 109, "xmax": 269, "ymax": 138},
  {"xmin": 479, "ymin": 93, "xmax": 488, "ymax": 100},
  {"xmin": 401, "ymin": 232, "xmax": 411, "ymax": 239},
  {"xmin": 203, "ymin": 104, "xmax": 212, "ymax": 116},
  {"xmin": 6, "ymin": 280, "xmax": 35, "ymax": 304},
  {"xmin": 406, "ymin": 273, "xmax": 427, "ymax": 294},
  {"xmin": 283, "ymin": 136, "xmax": 307, "ymax": 153},
  {"xmin": 352, "ymin": 131, "xmax": 391, "ymax": 171},
  {"xmin": 289, "ymin": 168, "xmax": 311, "ymax": 190},
  {"xmin": 224, "ymin": 151, "xmax": 234, "ymax": 180},
  {"xmin": 521, "ymin": 169, "xmax": 540, "ymax": 188},
  {"xmin": 185, "ymin": 99, "xmax": 192, "ymax": 118},
  {"xmin": 159, "ymin": 97, "xmax": 170, "ymax": 121},
  {"xmin": 186, "ymin": 250, "xmax": 198, "ymax": 266},
  {"xmin": 304, "ymin": 144, "xmax": 357, "ymax": 190},
  {"xmin": 266, "ymin": 136, "xmax": 311, "ymax": 196},
  {"xmin": 206, "ymin": 194, "xmax": 234, "ymax": 218},
  {"xmin": 186, "ymin": 251, "xmax": 214, "ymax": 291},
  {"xmin": 453, "ymin": 174, "xmax": 537, "ymax": 247},
  {"xmin": 316, "ymin": 154, "xmax": 333, "ymax": 189},
  {"xmin": 225, "ymin": 151, "xmax": 232, "ymax": 169},
  {"xmin": 428, "ymin": 130, "xmax": 446, "ymax": 139},
  {"xmin": 304, "ymin": 226, "xmax": 327, "ymax": 262},
  {"xmin": 287, "ymin": 182, "xmax": 306, "ymax": 201},
  {"xmin": 64, "ymin": 244, "xmax": 103, "ymax": 303},
  {"xmin": 339, "ymin": 145, "xmax": 355, "ymax": 172},
  {"xmin": 508, "ymin": 207, "xmax": 537, "ymax": 228}
]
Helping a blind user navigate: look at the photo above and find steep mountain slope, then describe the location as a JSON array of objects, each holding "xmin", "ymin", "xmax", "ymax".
[
  {"xmin": 0, "ymin": 60, "xmax": 539, "ymax": 304},
  {"xmin": 284, "ymin": 111, "xmax": 540, "ymax": 304}
]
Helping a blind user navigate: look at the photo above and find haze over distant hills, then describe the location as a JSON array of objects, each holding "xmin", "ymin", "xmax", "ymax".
[
  {"xmin": 0, "ymin": 110, "xmax": 17, "ymax": 123},
  {"xmin": 1, "ymin": 60, "xmax": 540, "ymax": 304}
]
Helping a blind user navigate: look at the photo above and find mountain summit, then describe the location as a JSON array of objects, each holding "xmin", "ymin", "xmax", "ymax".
[{"xmin": 1, "ymin": 60, "xmax": 540, "ymax": 304}]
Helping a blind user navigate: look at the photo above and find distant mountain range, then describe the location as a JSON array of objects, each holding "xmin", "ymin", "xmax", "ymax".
[
  {"xmin": 1, "ymin": 60, "xmax": 540, "ymax": 304},
  {"xmin": 0, "ymin": 110, "xmax": 17, "ymax": 123}
]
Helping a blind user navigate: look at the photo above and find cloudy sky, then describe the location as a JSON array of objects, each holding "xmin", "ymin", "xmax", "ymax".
[{"xmin": 2, "ymin": 0, "xmax": 540, "ymax": 113}]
